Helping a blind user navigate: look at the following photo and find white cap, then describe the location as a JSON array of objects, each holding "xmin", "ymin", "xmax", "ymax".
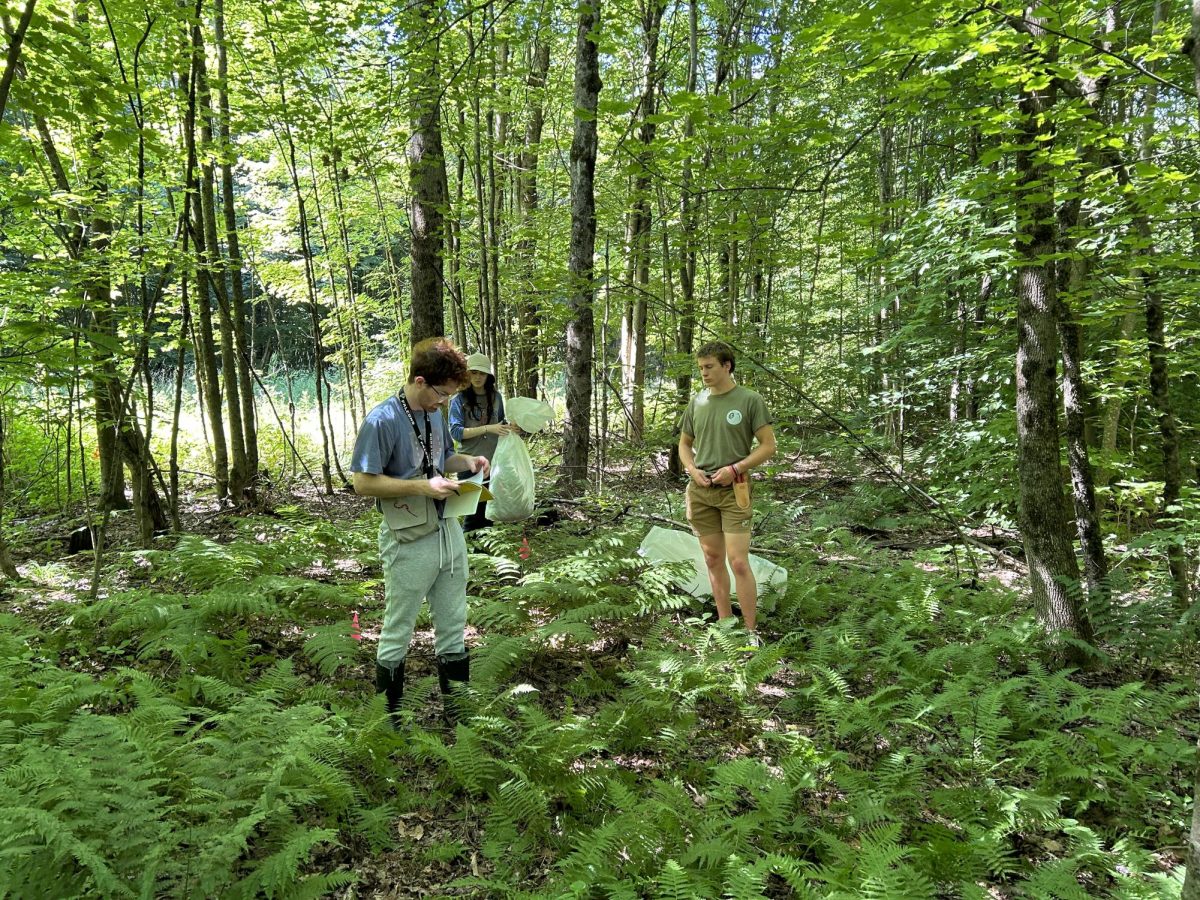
[{"xmin": 465, "ymin": 352, "xmax": 493, "ymax": 375}]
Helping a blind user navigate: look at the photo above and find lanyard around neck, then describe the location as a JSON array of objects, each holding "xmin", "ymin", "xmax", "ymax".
[{"xmin": 397, "ymin": 390, "xmax": 435, "ymax": 477}]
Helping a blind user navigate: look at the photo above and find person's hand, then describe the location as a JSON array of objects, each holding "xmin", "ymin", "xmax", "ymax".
[
  {"xmin": 466, "ymin": 455, "xmax": 491, "ymax": 477},
  {"xmin": 425, "ymin": 475, "xmax": 462, "ymax": 499},
  {"xmin": 710, "ymin": 465, "xmax": 737, "ymax": 487},
  {"xmin": 689, "ymin": 467, "xmax": 712, "ymax": 487},
  {"xmin": 490, "ymin": 423, "xmax": 514, "ymax": 437}
]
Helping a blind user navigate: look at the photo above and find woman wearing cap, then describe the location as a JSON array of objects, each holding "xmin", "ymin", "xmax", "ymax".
[{"xmin": 449, "ymin": 352, "xmax": 514, "ymax": 531}]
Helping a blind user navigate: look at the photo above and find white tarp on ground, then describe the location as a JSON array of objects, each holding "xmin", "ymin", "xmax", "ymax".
[{"xmin": 637, "ymin": 526, "xmax": 787, "ymax": 604}]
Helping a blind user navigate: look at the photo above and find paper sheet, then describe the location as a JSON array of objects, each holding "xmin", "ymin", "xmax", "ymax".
[{"xmin": 443, "ymin": 470, "xmax": 494, "ymax": 518}]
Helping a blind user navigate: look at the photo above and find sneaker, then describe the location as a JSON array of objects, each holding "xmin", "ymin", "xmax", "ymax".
[{"xmin": 745, "ymin": 632, "xmax": 761, "ymax": 649}]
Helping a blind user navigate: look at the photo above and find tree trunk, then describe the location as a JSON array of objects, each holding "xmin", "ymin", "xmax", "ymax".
[
  {"xmin": 964, "ymin": 131, "xmax": 994, "ymax": 422},
  {"xmin": 260, "ymin": 9, "xmax": 333, "ymax": 493},
  {"xmin": 449, "ymin": 116, "xmax": 470, "ymax": 347},
  {"xmin": 0, "ymin": 401, "xmax": 21, "ymax": 579},
  {"xmin": 466, "ymin": 23, "xmax": 494, "ymax": 361},
  {"xmin": 618, "ymin": 0, "xmax": 665, "ymax": 443},
  {"xmin": 560, "ymin": 0, "xmax": 601, "ymax": 489},
  {"xmin": 1142, "ymin": 242, "xmax": 1189, "ymax": 610},
  {"xmin": 409, "ymin": 0, "xmax": 448, "ymax": 343},
  {"xmin": 309, "ymin": 151, "xmax": 358, "ymax": 471},
  {"xmin": 672, "ymin": 0, "xmax": 700, "ymax": 480},
  {"xmin": 674, "ymin": 0, "xmax": 699, "ymax": 419},
  {"xmin": 1184, "ymin": 732, "xmax": 1200, "ymax": 899},
  {"xmin": 0, "ymin": 0, "xmax": 36, "ymax": 124},
  {"xmin": 195, "ymin": 44, "xmax": 247, "ymax": 501},
  {"xmin": 1089, "ymin": 15, "xmax": 1189, "ymax": 608},
  {"xmin": 1190, "ymin": 0, "xmax": 1200, "ymax": 123},
  {"xmin": 1050, "ymin": 19, "xmax": 1127, "ymax": 610},
  {"xmin": 710, "ymin": 5, "xmax": 740, "ymax": 334},
  {"xmin": 949, "ymin": 287, "xmax": 968, "ymax": 422},
  {"xmin": 874, "ymin": 121, "xmax": 895, "ymax": 431},
  {"xmin": 215, "ymin": 0, "xmax": 259, "ymax": 495},
  {"xmin": 1013, "ymin": 40, "xmax": 1093, "ymax": 659},
  {"xmin": 515, "ymin": 33, "xmax": 551, "ymax": 398},
  {"xmin": 87, "ymin": 182, "xmax": 127, "ymax": 511},
  {"xmin": 115, "ymin": 398, "xmax": 170, "ymax": 540},
  {"xmin": 169, "ymin": 280, "xmax": 190, "ymax": 532},
  {"xmin": 185, "ymin": 15, "xmax": 229, "ymax": 498},
  {"xmin": 1098, "ymin": 308, "xmax": 1137, "ymax": 487},
  {"xmin": 1056, "ymin": 200, "xmax": 1109, "ymax": 611},
  {"xmin": 487, "ymin": 27, "xmax": 506, "ymax": 373},
  {"xmin": 91, "ymin": 309, "xmax": 128, "ymax": 510},
  {"xmin": 1128, "ymin": 7, "xmax": 1190, "ymax": 608},
  {"xmin": 326, "ymin": 144, "xmax": 366, "ymax": 426}
]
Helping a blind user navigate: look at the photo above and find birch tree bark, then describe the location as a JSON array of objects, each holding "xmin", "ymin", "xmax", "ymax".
[
  {"xmin": 1012, "ymin": 21, "xmax": 1093, "ymax": 659},
  {"xmin": 1184, "ymin": 729, "xmax": 1200, "ymax": 899},
  {"xmin": 1055, "ymin": 217, "xmax": 1108, "ymax": 611},
  {"xmin": 561, "ymin": 0, "xmax": 601, "ymax": 488}
]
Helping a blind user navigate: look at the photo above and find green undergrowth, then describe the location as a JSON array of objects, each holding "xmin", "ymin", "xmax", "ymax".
[{"xmin": 0, "ymin": 503, "xmax": 1194, "ymax": 898}]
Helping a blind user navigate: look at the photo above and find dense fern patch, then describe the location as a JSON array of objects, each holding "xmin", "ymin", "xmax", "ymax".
[{"xmin": 0, "ymin": 496, "xmax": 1193, "ymax": 897}]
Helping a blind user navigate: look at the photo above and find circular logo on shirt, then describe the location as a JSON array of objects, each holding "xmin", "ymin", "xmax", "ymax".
[{"xmin": 726, "ymin": 410, "xmax": 743, "ymax": 426}]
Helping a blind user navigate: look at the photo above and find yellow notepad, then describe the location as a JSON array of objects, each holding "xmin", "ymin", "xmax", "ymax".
[{"xmin": 443, "ymin": 470, "xmax": 494, "ymax": 518}]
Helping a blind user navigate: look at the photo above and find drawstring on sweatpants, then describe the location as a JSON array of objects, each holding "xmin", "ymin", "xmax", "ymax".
[{"xmin": 437, "ymin": 519, "xmax": 456, "ymax": 578}]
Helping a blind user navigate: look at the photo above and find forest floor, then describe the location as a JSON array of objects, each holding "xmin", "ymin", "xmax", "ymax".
[{"xmin": 2, "ymin": 451, "xmax": 1195, "ymax": 898}]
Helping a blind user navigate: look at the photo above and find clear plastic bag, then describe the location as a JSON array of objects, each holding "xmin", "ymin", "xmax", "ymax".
[
  {"xmin": 485, "ymin": 433, "xmax": 536, "ymax": 522},
  {"xmin": 504, "ymin": 396, "xmax": 555, "ymax": 433}
]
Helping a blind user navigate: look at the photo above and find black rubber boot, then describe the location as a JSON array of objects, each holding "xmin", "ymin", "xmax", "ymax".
[
  {"xmin": 374, "ymin": 659, "xmax": 405, "ymax": 727},
  {"xmin": 436, "ymin": 652, "xmax": 470, "ymax": 726}
]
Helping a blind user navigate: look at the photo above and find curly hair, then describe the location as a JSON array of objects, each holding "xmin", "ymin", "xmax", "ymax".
[{"xmin": 408, "ymin": 337, "xmax": 469, "ymax": 388}]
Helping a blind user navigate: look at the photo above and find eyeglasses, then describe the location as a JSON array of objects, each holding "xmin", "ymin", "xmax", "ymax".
[{"xmin": 428, "ymin": 384, "xmax": 454, "ymax": 401}]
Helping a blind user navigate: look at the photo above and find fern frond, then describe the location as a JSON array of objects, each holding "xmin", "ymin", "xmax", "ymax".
[
  {"xmin": 653, "ymin": 859, "xmax": 705, "ymax": 900},
  {"xmin": 471, "ymin": 634, "xmax": 535, "ymax": 684},
  {"xmin": 538, "ymin": 620, "xmax": 598, "ymax": 645},
  {"xmin": 151, "ymin": 534, "xmax": 265, "ymax": 586},
  {"xmin": 721, "ymin": 854, "xmax": 769, "ymax": 900},
  {"xmin": 759, "ymin": 853, "xmax": 819, "ymax": 898},
  {"xmin": 192, "ymin": 584, "xmax": 281, "ymax": 621},
  {"xmin": 301, "ymin": 624, "xmax": 361, "ymax": 677},
  {"xmin": 233, "ymin": 824, "xmax": 341, "ymax": 900},
  {"xmin": 495, "ymin": 774, "xmax": 550, "ymax": 832},
  {"xmin": 471, "ymin": 594, "xmax": 532, "ymax": 631},
  {"xmin": 2, "ymin": 806, "xmax": 135, "ymax": 898}
]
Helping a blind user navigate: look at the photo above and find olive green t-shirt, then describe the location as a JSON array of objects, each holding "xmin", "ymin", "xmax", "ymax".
[{"xmin": 680, "ymin": 384, "xmax": 772, "ymax": 473}]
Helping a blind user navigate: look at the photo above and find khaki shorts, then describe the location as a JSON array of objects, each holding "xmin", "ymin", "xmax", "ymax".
[{"xmin": 686, "ymin": 482, "xmax": 753, "ymax": 537}]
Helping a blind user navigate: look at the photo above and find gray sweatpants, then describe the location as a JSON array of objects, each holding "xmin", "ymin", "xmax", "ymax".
[{"xmin": 377, "ymin": 517, "xmax": 469, "ymax": 668}]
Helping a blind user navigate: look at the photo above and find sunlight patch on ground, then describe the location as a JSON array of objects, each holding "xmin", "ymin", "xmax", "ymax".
[{"xmin": 12, "ymin": 562, "xmax": 96, "ymax": 607}]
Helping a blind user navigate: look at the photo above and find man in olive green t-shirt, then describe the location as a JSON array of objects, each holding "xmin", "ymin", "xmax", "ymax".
[{"xmin": 678, "ymin": 341, "xmax": 777, "ymax": 646}]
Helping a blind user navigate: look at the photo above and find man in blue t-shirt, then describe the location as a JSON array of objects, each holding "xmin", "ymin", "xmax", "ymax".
[{"xmin": 350, "ymin": 337, "xmax": 490, "ymax": 726}]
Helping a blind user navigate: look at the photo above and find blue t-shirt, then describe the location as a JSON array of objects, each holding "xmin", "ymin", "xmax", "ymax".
[
  {"xmin": 449, "ymin": 390, "xmax": 506, "ymax": 459},
  {"xmin": 351, "ymin": 393, "xmax": 454, "ymax": 480}
]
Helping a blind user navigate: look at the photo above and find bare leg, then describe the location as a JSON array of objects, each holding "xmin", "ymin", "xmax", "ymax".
[
  {"xmin": 697, "ymin": 531, "xmax": 733, "ymax": 620},
  {"xmin": 724, "ymin": 530, "xmax": 757, "ymax": 631}
]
